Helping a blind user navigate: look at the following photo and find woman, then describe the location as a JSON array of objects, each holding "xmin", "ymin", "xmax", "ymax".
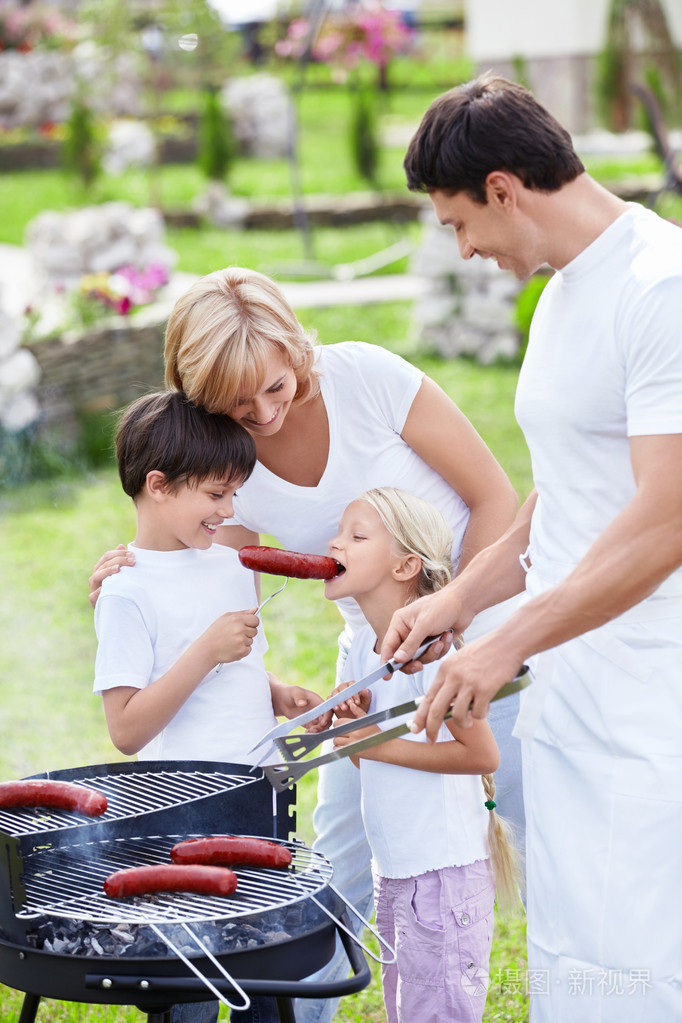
[{"xmin": 90, "ymin": 266, "xmax": 523, "ymax": 1023}]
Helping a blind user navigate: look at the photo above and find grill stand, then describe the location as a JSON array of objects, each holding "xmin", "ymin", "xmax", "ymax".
[{"xmin": 13, "ymin": 910, "xmax": 370, "ymax": 1023}]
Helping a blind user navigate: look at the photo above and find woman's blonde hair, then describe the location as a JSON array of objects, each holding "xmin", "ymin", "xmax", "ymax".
[
  {"xmin": 359, "ymin": 487, "xmax": 453, "ymax": 599},
  {"xmin": 360, "ymin": 485, "xmax": 524, "ymax": 914},
  {"xmin": 164, "ymin": 266, "xmax": 320, "ymax": 414}
]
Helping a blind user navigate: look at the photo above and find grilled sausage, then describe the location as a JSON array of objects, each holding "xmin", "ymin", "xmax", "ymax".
[
  {"xmin": 0, "ymin": 779, "xmax": 108, "ymax": 817},
  {"xmin": 238, "ymin": 545, "xmax": 342, "ymax": 580},
  {"xmin": 170, "ymin": 835, "xmax": 292, "ymax": 869},
  {"xmin": 103, "ymin": 864, "xmax": 238, "ymax": 899}
]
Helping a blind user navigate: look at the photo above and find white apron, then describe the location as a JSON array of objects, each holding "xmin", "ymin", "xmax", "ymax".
[{"xmin": 517, "ymin": 551, "xmax": 682, "ymax": 1022}]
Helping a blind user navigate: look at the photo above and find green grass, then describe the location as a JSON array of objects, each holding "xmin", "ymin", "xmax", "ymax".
[{"xmin": 0, "ymin": 346, "xmax": 531, "ymax": 1022}]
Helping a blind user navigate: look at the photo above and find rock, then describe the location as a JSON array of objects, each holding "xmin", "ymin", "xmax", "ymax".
[
  {"xmin": 0, "ymin": 348, "xmax": 42, "ymax": 398},
  {"xmin": 411, "ymin": 208, "xmax": 522, "ymax": 362},
  {"xmin": 0, "ymin": 390, "xmax": 41, "ymax": 433},
  {"xmin": 103, "ymin": 119, "xmax": 156, "ymax": 175},
  {"xmin": 221, "ymin": 74, "xmax": 293, "ymax": 159}
]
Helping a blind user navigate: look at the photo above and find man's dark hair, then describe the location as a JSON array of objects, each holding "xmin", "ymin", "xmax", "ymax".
[
  {"xmin": 115, "ymin": 390, "xmax": 256, "ymax": 499},
  {"xmin": 404, "ymin": 74, "xmax": 585, "ymax": 203}
]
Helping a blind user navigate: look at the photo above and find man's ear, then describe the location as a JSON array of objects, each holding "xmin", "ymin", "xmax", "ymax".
[
  {"xmin": 393, "ymin": 554, "xmax": 422, "ymax": 583},
  {"xmin": 485, "ymin": 171, "xmax": 518, "ymax": 212},
  {"xmin": 145, "ymin": 470, "xmax": 170, "ymax": 502}
]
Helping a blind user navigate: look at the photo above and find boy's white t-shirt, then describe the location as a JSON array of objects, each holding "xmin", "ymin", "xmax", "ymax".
[
  {"xmin": 230, "ymin": 341, "xmax": 472, "ymax": 634},
  {"xmin": 344, "ymin": 625, "xmax": 490, "ymax": 880},
  {"xmin": 93, "ymin": 543, "xmax": 277, "ymax": 764}
]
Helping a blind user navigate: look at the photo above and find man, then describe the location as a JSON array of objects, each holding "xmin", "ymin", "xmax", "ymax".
[{"xmin": 381, "ymin": 74, "xmax": 682, "ymax": 1021}]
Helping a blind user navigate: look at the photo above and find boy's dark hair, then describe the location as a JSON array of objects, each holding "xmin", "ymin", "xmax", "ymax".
[
  {"xmin": 404, "ymin": 74, "xmax": 585, "ymax": 203},
  {"xmin": 115, "ymin": 391, "xmax": 256, "ymax": 499}
]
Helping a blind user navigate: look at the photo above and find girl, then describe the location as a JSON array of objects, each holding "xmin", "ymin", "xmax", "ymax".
[{"xmin": 324, "ymin": 486, "xmax": 522, "ymax": 1023}]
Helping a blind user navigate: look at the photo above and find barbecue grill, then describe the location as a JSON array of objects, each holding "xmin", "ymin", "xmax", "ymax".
[{"xmin": 0, "ymin": 761, "xmax": 375, "ymax": 1023}]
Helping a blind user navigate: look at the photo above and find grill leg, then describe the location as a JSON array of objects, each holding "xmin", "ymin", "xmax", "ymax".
[
  {"xmin": 276, "ymin": 997, "xmax": 296, "ymax": 1023},
  {"xmin": 145, "ymin": 1010, "xmax": 173, "ymax": 1023},
  {"xmin": 18, "ymin": 994, "xmax": 40, "ymax": 1023}
]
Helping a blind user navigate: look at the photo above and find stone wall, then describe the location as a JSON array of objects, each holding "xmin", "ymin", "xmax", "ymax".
[
  {"xmin": 410, "ymin": 208, "xmax": 522, "ymax": 364},
  {"xmin": 25, "ymin": 317, "xmax": 167, "ymax": 444}
]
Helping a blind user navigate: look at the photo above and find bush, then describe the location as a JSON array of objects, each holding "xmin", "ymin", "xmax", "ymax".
[
  {"xmin": 198, "ymin": 87, "xmax": 236, "ymax": 183},
  {"xmin": 62, "ymin": 98, "xmax": 103, "ymax": 189},
  {"xmin": 350, "ymin": 84, "xmax": 380, "ymax": 188},
  {"xmin": 514, "ymin": 272, "xmax": 551, "ymax": 361}
]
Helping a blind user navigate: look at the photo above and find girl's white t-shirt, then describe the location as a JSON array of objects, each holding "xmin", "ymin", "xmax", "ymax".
[
  {"xmin": 345, "ymin": 625, "xmax": 490, "ymax": 879},
  {"xmin": 230, "ymin": 341, "xmax": 471, "ymax": 633},
  {"xmin": 93, "ymin": 544, "xmax": 276, "ymax": 764}
]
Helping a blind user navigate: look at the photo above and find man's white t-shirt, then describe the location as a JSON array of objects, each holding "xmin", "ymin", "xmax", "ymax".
[
  {"xmin": 94, "ymin": 544, "xmax": 276, "ymax": 764},
  {"xmin": 516, "ymin": 203, "xmax": 682, "ymax": 598}
]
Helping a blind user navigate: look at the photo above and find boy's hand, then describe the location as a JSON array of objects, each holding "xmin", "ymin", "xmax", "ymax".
[
  {"xmin": 207, "ymin": 609, "xmax": 259, "ymax": 665},
  {"xmin": 272, "ymin": 683, "xmax": 323, "ymax": 720}
]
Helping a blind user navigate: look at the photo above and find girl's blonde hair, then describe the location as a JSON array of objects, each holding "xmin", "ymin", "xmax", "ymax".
[
  {"xmin": 360, "ymin": 485, "xmax": 524, "ymax": 915},
  {"xmin": 164, "ymin": 266, "xmax": 320, "ymax": 414},
  {"xmin": 359, "ymin": 487, "xmax": 453, "ymax": 599}
]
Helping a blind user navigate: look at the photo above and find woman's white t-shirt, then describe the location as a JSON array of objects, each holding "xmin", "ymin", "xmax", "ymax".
[
  {"xmin": 344, "ymin": 625, "xmax": 490, "ymax": 879},
  {"xmin": 231, "ymin": 341, "xmax": 471, "ymax": 633}
]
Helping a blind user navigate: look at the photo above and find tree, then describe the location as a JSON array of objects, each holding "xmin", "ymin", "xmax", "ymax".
[{"xmin": 597, "ymin": 0, "xmax": 682, "ymax": 132}]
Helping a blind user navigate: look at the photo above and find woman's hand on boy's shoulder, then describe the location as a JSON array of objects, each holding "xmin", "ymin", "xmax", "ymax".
[{"xmin": 88, "ymin": 544, "xmax": 135, "ymax": 608}]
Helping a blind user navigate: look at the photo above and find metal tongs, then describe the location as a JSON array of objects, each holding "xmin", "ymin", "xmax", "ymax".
[
  {"xmin": 249, "ymin": 636, "xmax": 442, "ymax": 766},
  {"xmin": 263, "ymin": 665, "xmax": 532, "ymax": 792}
]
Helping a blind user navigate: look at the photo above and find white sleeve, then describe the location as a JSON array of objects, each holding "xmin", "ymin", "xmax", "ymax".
[
  {"xmin": 623, "ymin": 275, "xmax": 682, "ymax": 436},
  {"xmin": 93, "ymin": 594, "xmax": 154, "ymax": 694},
  {"xmin": 347, "ymin": 342, "xmax": 424, "ymax": 434}
]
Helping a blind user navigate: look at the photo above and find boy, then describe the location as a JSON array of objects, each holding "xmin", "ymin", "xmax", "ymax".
[
  {"xmin": 94, "ymin": 390, "xmax": 319, "ymax": 767},
  {"xmin": 94, "ymin": 391, "xmax": 321, "ymax": 1023}
]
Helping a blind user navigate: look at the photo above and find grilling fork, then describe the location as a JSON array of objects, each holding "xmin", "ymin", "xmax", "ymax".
[
  {"xmin": 216, "ymin": 578, "xmax": 289, "ymax": 673},
  {"xmin": 263, "ymin": 666, "xmax": 532, "ymax": 792}
]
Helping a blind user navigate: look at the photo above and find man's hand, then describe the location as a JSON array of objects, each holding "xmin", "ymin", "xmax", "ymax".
[
  {"xmin": 380, "ymin": 584, "xmax": 471, "ymax": 670},
  {"xmin": 410, "ymin": 631, "xmax": 524, "ymax": 740}
]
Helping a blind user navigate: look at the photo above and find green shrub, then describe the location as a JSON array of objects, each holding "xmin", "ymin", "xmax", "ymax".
[
  {"xmin": 514, "ymin": 272, "xmax": 551, "ymax": 361},
  {"xmin": 350, "ymin": 84, "xmax": 380, "ymax": 188},
  {"xmin": 62, "ymin": 98, "xmax": 103, "ymax": 189},
  {"xmin": 198, "ymin": 87, "xmax": 236, "ymax": 183}
]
